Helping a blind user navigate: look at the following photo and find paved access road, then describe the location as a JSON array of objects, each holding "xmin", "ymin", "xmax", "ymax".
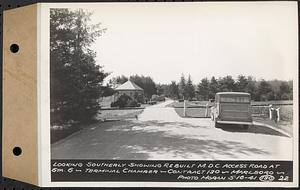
[{"xmin": 52, "ymin": 100, "xmax": 293, "ymax": 160}]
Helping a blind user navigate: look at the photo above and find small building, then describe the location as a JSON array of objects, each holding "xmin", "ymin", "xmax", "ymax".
[{"xmin": 114, "ymin": 80, "xmax": 144, "ymax": 101}]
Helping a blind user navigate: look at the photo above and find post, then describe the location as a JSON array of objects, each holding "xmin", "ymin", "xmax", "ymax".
[
  {"xmin": 205, "ymin": 103, "xmax": 209, "ymax": 117},
  {"xmin": 276, "ymin": 108, "xmax": 280, "ymax": 122},
  {"xmin": 183, "ymin": 100, "xmax": 186, "ymax": 117},
  {"xmin": 268, "ymin": 104, "xmax": 273, "ymax": 120}
]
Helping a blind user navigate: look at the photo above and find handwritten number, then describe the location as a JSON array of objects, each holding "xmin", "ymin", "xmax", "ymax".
[{"xmin": 278, "ymin": 176, "xmax": 289, "ymax": 181}]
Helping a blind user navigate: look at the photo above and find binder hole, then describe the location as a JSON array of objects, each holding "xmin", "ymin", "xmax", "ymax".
[
  {"xmin": 10, "ymin": 44, "xmax": 19, "ymax": 53},
  {"xmin": 13, "ymin": 147, "xmax": 22, "ymax": 156}
]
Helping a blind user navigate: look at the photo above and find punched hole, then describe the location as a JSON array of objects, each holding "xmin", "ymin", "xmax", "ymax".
[
  {"xmin": 10, "ymin": 44, "xmax": 19, "ymax": 53},
  {"xmin": 13, "ymin": 147, "xmax": 22, "ymax": 156}
]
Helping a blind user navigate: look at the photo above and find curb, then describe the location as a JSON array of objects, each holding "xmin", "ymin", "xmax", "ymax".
[{"xmin": 253, "ymin": 121, "xmax": 292, "ymax": 138}]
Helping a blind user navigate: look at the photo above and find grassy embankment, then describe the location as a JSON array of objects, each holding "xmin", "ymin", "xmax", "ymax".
[{"xmin": 166, "ymin": 101, "xmax": 211, "ymax": 118}]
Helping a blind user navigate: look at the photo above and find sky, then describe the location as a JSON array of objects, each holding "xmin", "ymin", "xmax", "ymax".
[{"xmin": 76, "ymin": 2, "xmax": 298, "ymax": 84}]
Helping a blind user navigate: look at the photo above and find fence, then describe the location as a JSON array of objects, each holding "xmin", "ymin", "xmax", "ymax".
[
  {"xmin": 252, "ymin": 104, "xmax": 293, "ymax": 122},
  {"xmin": 182, "ymin": 100, "xmax": 293, "ymax": 122}
]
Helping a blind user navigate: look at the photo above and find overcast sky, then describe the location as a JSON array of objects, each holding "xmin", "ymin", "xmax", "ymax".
[{"xmin": 80, "ymin": 2, "xmax": 298, "ymax": 84}]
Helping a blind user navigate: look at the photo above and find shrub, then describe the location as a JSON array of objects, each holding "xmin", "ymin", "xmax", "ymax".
[
  {"xmin": 111, "ymin": 94, "xmax": 132, "ymax": 108},
  {"xmin": 111, "ymin": 94, "xmax": 141, "ymax": 108},
  {"xmin": 127, "ymin": 100, "xmax": 141, "ymax": 107},
  {"xmin": 110, "ymin": 101, "xmax": 118, "ymax": 108},
  {"xmin": 151, "ymin": 94, "xmax": 165, "ymax": 101}
]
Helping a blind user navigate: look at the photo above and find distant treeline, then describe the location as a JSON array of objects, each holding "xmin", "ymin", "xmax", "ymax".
[{"xmin": 109, "ymin": 74, "xmax": 293, "ymax": 101}]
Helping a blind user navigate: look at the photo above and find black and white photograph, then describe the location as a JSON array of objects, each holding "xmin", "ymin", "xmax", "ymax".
[
  {"xmin": 43, "ymin": 2, "xmax": 299, "ymax": 186},
  {"xmin": 1, "ymin": 1, "xmax": 297, "ymax": 187},
  {"xmin": 49, "ymin": 2, "xmax": 297, "ymax": 162}
]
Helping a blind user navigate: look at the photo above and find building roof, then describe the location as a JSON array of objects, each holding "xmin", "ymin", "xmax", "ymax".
[{"xmin": 115, "ymin": 80, "xmax": 144, "ymax": 91}]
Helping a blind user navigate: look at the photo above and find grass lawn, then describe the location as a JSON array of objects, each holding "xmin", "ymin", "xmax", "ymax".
[
  {"xmin": 174, "ymin": 107, "xmax": 211, "ymax": 118},
  {"xmin": 252, "ymin": 104, "xmax": 293, "ymax": 122},
  {"xmin": 96, "ymin": 109, "xmax": 144, "ymax": 120},
  {"xmin": 251, "ymin": 100, "xmax": 293, "ymax": 106},
  {"xmin": 167, "ymin": 101, "xmax": 210, "ymax": 108}
]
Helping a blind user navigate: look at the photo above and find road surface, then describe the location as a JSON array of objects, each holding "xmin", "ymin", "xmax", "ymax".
[{"xmin": 52, "ymin": 100, "xmax": 293, "ymax": 160}]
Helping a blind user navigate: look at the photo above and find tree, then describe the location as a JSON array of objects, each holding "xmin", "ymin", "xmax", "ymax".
[
  {"xmin": 288, "ymin": 80, "xmax": 293, "ymax": 100},
  {"xmin": 257, "ymin": 80, "xmax": 273, "ymax": 101},
  {"xmin": 268, "ymin": 80, "xmax": 282, "ymax": 100},
  {"xmin": 219, "ymin": 75, "xmax": 236, "ymax": 92},
  {"xmin": 185, "ymin": 75, "xmax": 195, "ymax": 100},
  {"xmin": 208, "ymin": 76, "xmax": 219, "ymax": 99},
  {"xmin": 101, "ymin": 85, "xmax": 115, "ymax": 97},
  {"xmin": 129, "ymin": 75, "xmax": 157, "ymax": 99},
  {"xmin": 197, "ymin": 78, "xmax": 210, "ymax": 100},
  {"xmin": 156, "ymin": 84, "xmax": 171, "ymax": 97},
  {"xmin": 169, "ymin": 81, "xmax": 179, "ymax": 99},
  {"xmin": 178, "ymin": 74, "xmax": 186, "ymax": 99},
  {"xmin": 279, "ymin": 81, "xmax": 292, "ymax": 100},
  {"xmin": 244, "ymin": 76, "xmax": 257, "ymax": 100},
  {"xmin": 50, "ymin": 9, "xmax": 108, "ymax": 124},
  {"xmin": 108, "ymin": 75, "xmax": 128, "ymax": 88},
  {"xmin": 236, "ymin": 75, "xmax": 248, "ymax": 92},
  {"xmin": 156, "ymin": 84, "xmax": 165, "ymax": 96}
]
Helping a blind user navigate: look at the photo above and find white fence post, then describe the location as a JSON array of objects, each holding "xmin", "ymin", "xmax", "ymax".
[
  {"xmin": 183, "ymin": 100, "xmax": 186, "ymax": 117},
  {"xmin": 205, "ymin": 103, "xmax": 209, "ymax": 117},
  {"xmin": 276, "ymin": 108, "xmax": 280, "ymax": 122},
  {"xmin": 268, "ymin": 104, "xmax": 273, "ymax": 120}
]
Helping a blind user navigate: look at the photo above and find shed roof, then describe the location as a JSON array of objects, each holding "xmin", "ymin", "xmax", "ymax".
[{"xmin": 115, "ymin": 80, "xmax": 144, "ymax": 91}]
